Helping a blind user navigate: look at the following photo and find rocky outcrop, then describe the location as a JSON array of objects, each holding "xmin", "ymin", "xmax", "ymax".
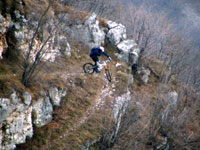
[
  {"xmin": 161, "ymin": 91, "xmax": 178, "ymax": 121},
  {"xmin": 85, "ymin": 13, "xmax": 105, "ymax": 48},
  {"xmin": 137, "ymin": 67, "xmax": 151, "ymax": 84},
  {"xmin": 0, "ymin": 8, "xmax": 71, "ymax": 62},
  {"xmin": 0, "ymin": 98, "xmax": 12, "ymax": 124},
  {"xmin": 105, "ymin": 20, "xmax": 141, "ymax": 67},
  {"xmin": 65, "ymin": 13, "xmax": 105, "ymax": 48},
  {"xmin": 106, "ymin": 21, "xmax": 127, "ymax": 45},
  {"xmin": 112, "ymin": 90, "xmax": 131, "ymax": 140},
  {"xmin": 32, "ymin": 97, "xmax": 53, "ymax": 127},
  {"xmin": 117, "ymin": 39, "xmax": 139, "ymax": 64},
  {"xmin": 0, "ymin": 87, "xmax": 66, "ymax": 149},
  {"xmin": 0, "ymin": 14, "xmax": 9, "ymax": 59},
  {"xmin": 2, "ymin": 106, "xmax": 33, "ymax": 150},
  {"xmin": 49, "ymin": 87, "xmax": 66, "ymax": 106},
  {"xmin": 0, "ymin": 91, "xmax": 33, "ymax": 150}
]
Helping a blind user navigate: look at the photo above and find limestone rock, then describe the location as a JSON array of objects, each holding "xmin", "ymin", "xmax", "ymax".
[
  {"xmin": 54, "ymin": 35, "xmax": 71, "ymax": 56},
  {"xmin": 161, "ymin": 91, "xmax": 178, "ymax": 121},
  {"xmin": 65, "ymin": 13, "xmax": 105, "ymax": 48},
  {"xmin": 137, "ymin": 67, "xmax": 151, "ymax": 84},
  {"xmin": 113, "ymin": 90, "xmax": 131, "ymax": 119},
  {"xmin": 106, "ymin": 20, "xmax": 127, "ymax": 45},
  {"xmin": 23, "ymin": 91, "xmax": 32, "ymax": 106},
  {"xmin": 84, "ymin": 13, "xmax": 105, "ymax": 48},
  {"xmin": 0, "ymin": 14, "xmax": 9, "ymax": 59},
  {"xmin": 33, "ymin": 97, "xmax": 53, "ymax": 127},
  {"xmin": 49, "ymin": 87, "xmax": 66, "ymax": 106},
  {"xmin": 0, "ymin": 98, "xmax": 12, "ymax": 123},
  {"xmin": 128, "ymin": 47, "xmax": 141, "ymax": 65},
  {"xmin": 112, "ymin": 90, "xmax": 131, "ymax": 144},
  {"xmin": 117, "ymin": 39, "xmax": 138, "ymax": 63},
  {"xmin": 128, "ymin": 74, "xmax": 134, "ymax": 85},
  {"xmin": 2, "ymin": 107, "xmax": 33, "ymax": 150},
  {"xmin": 167, "ymin": 91, "xmax": 178, "ymax": 107},
  {"xmin": 10, "ymin": 91, "xmax": 21, "ymax": 105}
]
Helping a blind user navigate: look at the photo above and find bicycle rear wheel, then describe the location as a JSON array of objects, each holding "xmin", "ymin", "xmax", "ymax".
[
  {"xmin": 83, "ymin": 63, "xmax": 95, "ymax": 74},
  {"xmin": 105, "ymin": 69, "xmax": 111, "ymax": 82}
]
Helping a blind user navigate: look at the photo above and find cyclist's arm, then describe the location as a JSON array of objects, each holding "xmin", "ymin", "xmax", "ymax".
[{"xmin": 102, "ymin": 52, "xmax": 109, "ymax": 58}]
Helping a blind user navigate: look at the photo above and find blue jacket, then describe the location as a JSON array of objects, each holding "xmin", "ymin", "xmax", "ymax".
[{"xmin": 90, "ymin": 47, "xmax": 109, "ymax": 57}]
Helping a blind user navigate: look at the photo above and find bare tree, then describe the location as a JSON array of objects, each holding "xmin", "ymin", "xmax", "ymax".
[{"xmin": 21, "ymin": 1, "xmax": 65, "ymax": 86}]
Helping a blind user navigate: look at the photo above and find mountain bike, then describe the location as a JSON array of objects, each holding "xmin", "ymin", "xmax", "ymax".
[{"xmin": 83, "ymin": 60, "xmax": 112, "ymax": 82}]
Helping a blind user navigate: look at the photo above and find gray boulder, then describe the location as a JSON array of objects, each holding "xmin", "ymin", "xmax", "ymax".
[
  {"xmin": 117, "ymin": 39, "xmax": 138, "ymax": 63},
  {"xmin": 10, "ymin": 91, "xmax": 21, "ymax": 105},
  {"xmin": 84, "ymin": 13, "xmax": 105, "ymax": 48},
  {"xmin": 33, "ymin": 97, "xmax": 53, "ymax": 127},
  {"xmin": 49, "ymin": 87, "xmax": 66, "ymax": 106},
  {"xmin": 106, "ymin": 20, "xmax": 127, "ymax": 45},
  {"xmin": 2, "ymin": 107, "xmax": 33, "ymax": 150},
  {"xmin": 65, "ymin": 13, "xmax": 105, "ymax": 48},
  {"xmin": 161, "ymin": 91, "xmax": 178, "ymax": 121},
  {"xmin": 0, "ymin": 91, "xmax": 33, "ymax": 150},
  {"xmin": 111, "ymin": 90, "xmax": 131, "ymax": 145},
  {"xmin": 52, "ymin": 35, "xmax": 71, "ymax": 57},
  {"xmin": 0, "ymin": 98, "xmax": 12, "ymax": 123},
  {"xmin": 0, "ymin": 14, "xmax": 9, "ymax": 59},
  {"xmin": 167, "ymin": 91, "xmax": 178, "ymax": 107},
  {"xmin": 137, "ymin": 67, "xmax": 151, "ymax": 84}
]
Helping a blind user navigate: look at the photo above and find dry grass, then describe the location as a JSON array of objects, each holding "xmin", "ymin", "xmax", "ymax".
[
  {"xmin": 0, "ymin": 60, "xmax": 25, "ymax": 97},
  {"xmin": 115, "ymin": 72, "xmax": 129, "ymax": 95},
  {"xmin": 17, "ymin": 73, "xmax": 107, "ymax": 150}
]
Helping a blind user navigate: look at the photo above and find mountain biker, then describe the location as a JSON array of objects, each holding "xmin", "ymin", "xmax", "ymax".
[{"xmin": 90, "ymin": 46, "xmax": 112, "ymax": 72}]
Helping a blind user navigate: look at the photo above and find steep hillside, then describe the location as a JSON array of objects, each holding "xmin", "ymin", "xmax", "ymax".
[{"xmin": 0, "ymin": 0, "xmax": 199, "ymax": 150}]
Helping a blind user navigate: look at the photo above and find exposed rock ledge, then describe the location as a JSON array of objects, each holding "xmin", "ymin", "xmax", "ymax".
[{"xmin": 0, "ymin": 87, "xmax": 66, "ymax": 150}]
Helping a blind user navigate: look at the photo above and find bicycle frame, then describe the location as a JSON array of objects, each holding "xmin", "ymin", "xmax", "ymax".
[
  {"xmin": 98, "ymin": 60, "xmax": 110, "ymax": 71},
  {"xmin": 83, "ymin": 59, "xmax": 111, "ymax": 81}
]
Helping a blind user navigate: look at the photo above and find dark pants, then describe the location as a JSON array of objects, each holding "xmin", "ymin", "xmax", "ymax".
[
  {"xmin": 90, "ymin": 54, "xmax": 99, "ymax": 66},
  {"xmin": 132, "ymin": 63, "xmax": 138, "ymax": 75}
]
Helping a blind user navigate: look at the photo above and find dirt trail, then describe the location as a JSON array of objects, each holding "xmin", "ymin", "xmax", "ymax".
[
  {"xmin": 59, "ymin": 81, "xmax": 113, "ymax": 139},
  {"xmin": 44, "ymin": 70, "xmax": 114, "ymax": 149}
]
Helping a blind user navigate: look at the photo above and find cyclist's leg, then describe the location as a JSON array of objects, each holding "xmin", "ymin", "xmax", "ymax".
[
  {"xmin": 90, "ymin": 55, "xmax": 100, "ymax": 72},
  {"xmin": 90, "ymin": 55, "xmax": 98, "ymax": 65}
]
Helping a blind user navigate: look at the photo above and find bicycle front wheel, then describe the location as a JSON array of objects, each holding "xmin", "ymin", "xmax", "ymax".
[
  {"xmin": 105, "ymin": 69, "xmax": 111, "ymax": 82},
  {"xmin": 83, "ymin": 63, "xmax": 95, "ymax": 74}
]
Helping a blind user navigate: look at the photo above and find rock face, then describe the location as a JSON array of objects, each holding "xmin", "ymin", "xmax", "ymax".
[
  {"xmin": 49, "ymin": 87, "xmax": 66, "ymax": 106},
  {"xmin": 0, "ymin": 98, "xmax": 12, "ymax": 124},
  {"xmin": 23, "ymin": 92, "xmax": 32, "ymax": 106},
  {"xmin": 105, "ymin": 21, "xmax": 141, "ymax": 67},
  {"xmin": 107, "ymin": 90, "xmax": 131, "ymax": 146},
  {"xmin": 137, "ymin": 67, "xmax": 151, "ymax": 84},
  {"xmin": 0, "ymin": 87, "xmax": 66, "ymax": 149},
  {"xmin": 106, "ymin": 21, "xmax": 127, "ymax": 45},
  {"xmin": 0, "ymin": 92, "xmax": 33, "ymax": 150},
  {"xmin": 65, "ymin": 13, "xmax": 105, "ymax": 48},
  {"xmin": 3, "ymin": 107, "xmax": 33, "ymax": 150},
  {"xmin": 117, "ymin": 39, "xmax": 139, "ymax": 64},
  {"xmin": 0, "ymin": 14, "xmax": 9, "ymax": 59},
  {"xmin": 85, "ymin": 13, "xmax": 105, "ymax": 48},
  {"xmin": 0, "ymin": 8, "xmax": 71, "ymax": 62},
  {"xmin": 161, "ymin": 91, "xmax": 178, "ymax": 121},
  {"xmin": 33, "ymin": 97, "xmax": 53, "ymax": 127}
]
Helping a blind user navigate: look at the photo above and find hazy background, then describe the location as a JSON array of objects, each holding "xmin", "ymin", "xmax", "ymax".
[{"xmin": 124, "ymin": 0, "xmax": 200, "ymax": 46}]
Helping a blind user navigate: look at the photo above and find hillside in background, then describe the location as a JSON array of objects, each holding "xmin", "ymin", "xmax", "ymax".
[
  {"xmin": 126, "ymin": 0, "xmax": 200, "ymax": 45},
  {"xmin": 0, "ymin": 0, "xmax": 199, "ymax": 150}
]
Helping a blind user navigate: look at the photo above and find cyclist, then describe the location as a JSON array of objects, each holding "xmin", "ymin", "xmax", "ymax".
[{"xmin": 90, "ymin": 46, "xmax": 112, "ymax": 72}]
